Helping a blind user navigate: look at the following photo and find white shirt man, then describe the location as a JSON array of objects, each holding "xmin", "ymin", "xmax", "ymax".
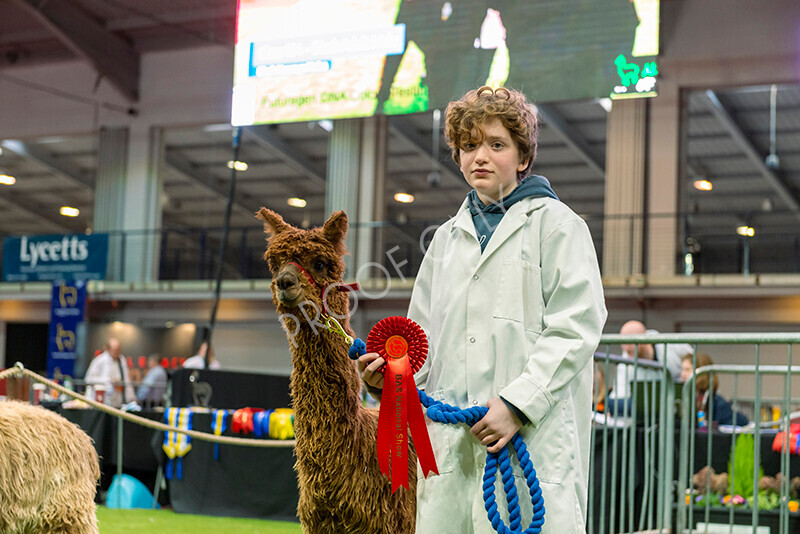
[
  {"xmin": 84, "ymin": 338, "xmax": 136, "ymax": 408},
  {"xmin": 609, "ymin": 321, "xmax": 693, "ymax": 400}
]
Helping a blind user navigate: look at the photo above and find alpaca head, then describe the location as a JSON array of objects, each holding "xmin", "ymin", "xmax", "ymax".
[{"xmin": 256, "ymin": 208, "xmax": 351, "ymax": 323}]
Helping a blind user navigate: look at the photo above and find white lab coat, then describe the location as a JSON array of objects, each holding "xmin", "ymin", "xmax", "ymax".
[{"xmin": 409, "ymin": 196, "xmax": 607, "ymax": 534}]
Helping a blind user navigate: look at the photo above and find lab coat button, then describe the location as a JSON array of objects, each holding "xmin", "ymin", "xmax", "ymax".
[
  {"xmin": 472, "ymin": 275, "xmax": 479, "ymax": 280},
  {"xmin": 472, "ymin": 399, "xmax": 478, "ymax": 405},
  {"xmin": 469, "ymin": 337, "xmax": 476, "ymax": 343}
]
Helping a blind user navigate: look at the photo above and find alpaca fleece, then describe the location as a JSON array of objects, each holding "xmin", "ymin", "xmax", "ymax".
[
  {"xmin": 0, "ymin": 401, "xmax": 100, "ymax": 534},
  {"xmin": 257, "ymin": 208, "xmax": 417, "ymax": 534}
]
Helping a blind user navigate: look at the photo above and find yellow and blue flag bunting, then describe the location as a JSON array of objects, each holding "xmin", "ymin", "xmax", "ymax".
[
  {"xmin": 269, "ymin": 408, "xmax": 295, "ymax": 439},
  {"xmin": 211, "ymin": 409, "xmax": 233, "ymax": 460},
  {"xmin": 162, "ymin": 407, "xmax": 194, "ymax": 479}
]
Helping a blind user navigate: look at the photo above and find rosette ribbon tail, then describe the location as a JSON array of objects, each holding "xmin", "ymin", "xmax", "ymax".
[
  {"xmin": 408, "ymin": 380, "xmax": 438, "ymax": 478},
  {"xmin": 381, "ymin": 355, "xmax": 409, "ymax": 493}
]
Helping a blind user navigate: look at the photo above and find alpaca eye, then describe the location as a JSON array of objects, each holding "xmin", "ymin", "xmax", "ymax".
[{"xmin": 313, "ymin": 260, "xmax": 326, "ymax": 271}]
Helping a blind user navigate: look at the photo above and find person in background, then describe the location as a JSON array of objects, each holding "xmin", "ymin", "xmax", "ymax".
[
  {"xmin": 84, "ymin": 337, "xmax": 135, "ymax": 408},
  {"xmin": 681, "ymin": 352, "xmax": 748, "ymax": 427},
  {"xmin": 610, "ymin": 320, "xmax": 693, "ymax": 400},
  {"xmin": 137, "ymin": 354, "xmax": 167, "ymax": 408},
  {"xmin": 182, "ymin": 342, "xmax": 221, "ymax": 370}
]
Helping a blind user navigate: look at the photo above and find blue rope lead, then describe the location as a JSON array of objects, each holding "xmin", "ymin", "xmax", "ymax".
[{"xmin": 350, "ymin": 339, "xmax": 545, "ymax": 534}]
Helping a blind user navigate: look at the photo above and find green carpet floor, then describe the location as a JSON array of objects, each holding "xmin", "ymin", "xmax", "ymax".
[{"xmin": 96, "ymin": 506, "xmax": 302, "ymax": 533}]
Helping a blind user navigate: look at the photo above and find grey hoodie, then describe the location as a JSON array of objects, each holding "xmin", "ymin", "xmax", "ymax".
[{"xmin": 467, "ymin": 174, "xmax": 559, "ymax": 252}]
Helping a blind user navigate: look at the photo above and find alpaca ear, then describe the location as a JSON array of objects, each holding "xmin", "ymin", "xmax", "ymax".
[
  {"xmin": 322, "ymin": 211, "xmax": 348, "ymax": 251},
  {"xmin": 256, "ymin": 208, "xmax": 292, "ymax": 236}
]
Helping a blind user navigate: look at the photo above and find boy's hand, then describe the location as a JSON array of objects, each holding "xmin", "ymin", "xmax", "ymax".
[
  {"xmin": 358, "ymin": 352, "xmax": 386, "ymax": 390},
  {"xmin": 470, "ymin": 398, "xmax": 522, "ymax": 453}
]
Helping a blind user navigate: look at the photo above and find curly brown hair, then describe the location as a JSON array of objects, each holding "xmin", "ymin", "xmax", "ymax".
[{"xmin": 444, "ymin": 86, "xmax": 538, "ymax": 182}]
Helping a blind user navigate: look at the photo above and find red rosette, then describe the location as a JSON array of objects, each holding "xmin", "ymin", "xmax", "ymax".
[
  {"xmin": 366, "ymin": 316, "xmax": 428, "ymax": 375},
  {"xmin": 368, "ymin": 316, "xmax": 437, "ymax": 493}
]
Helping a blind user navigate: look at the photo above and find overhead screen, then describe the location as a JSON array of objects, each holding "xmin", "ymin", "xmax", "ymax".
[{"xmin": 232, "ymin": 0, "xmax": 659, "ymax": 125}]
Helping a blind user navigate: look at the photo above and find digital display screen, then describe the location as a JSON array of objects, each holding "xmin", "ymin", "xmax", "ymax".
[{"xmin": 232, "ymin": 0, "xmax": 659, "ymax": 125}]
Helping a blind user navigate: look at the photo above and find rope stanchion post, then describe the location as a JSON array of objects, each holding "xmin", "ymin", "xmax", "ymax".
[{"xmin": 117, "ymin": 416, "xmax": 123, "ymax": 508}]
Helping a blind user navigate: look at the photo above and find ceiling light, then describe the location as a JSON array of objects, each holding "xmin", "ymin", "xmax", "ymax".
[
  {"xmin": 203, "ymin": 123, "xmax": 233, "ymax": 132},
  {"xmin": 317, "ymin": 120, "xmax": 334, "ymax": 132},
  {"xmin": 693, "ymin": 179, "xmax": 713, "ymax": 191},
  {"xmin": 226, "ymin": 160, "xmax": 248, "ymax": 171},
  {"xmin": 35, "ymin": 136, "xmax": 67, "ymax": 144},
  {"xmin": 287, "ymin": 197, "xmax": 307, "ymax": 208},
  {"xmin": 736, "ymin": 225, "xmax": 755, "ymax": 237},
  {"xmin": 394, "ymin": 192, "xmax": 415, "ymax": 203},
  {"xmin": 597, "ymin": 98, "xmax": 612, "ymax": 112},
  {"xmin": 0, "ymin": 174, "xmax": 15, "ymax": 185},
  {"xmin": 60, "ymin": 206, "xmax": 80, "ymax": 217}
]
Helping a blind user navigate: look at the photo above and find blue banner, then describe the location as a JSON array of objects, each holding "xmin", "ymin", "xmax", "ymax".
[
  {"xmin": 47, "ymin": 280, "xmax": 87, "ymax": 379},
  {"xmin": 2, "ymin": 234, "xmax": 108, "ymax": 282}
]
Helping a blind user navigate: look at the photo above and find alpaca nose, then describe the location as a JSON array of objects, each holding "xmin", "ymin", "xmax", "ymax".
[{"xmin": 276, "ymin": 272, "xmax": 298, "ymax": 291}]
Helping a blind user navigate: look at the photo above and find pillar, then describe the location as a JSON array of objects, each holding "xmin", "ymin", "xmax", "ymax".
[
  {"xmin": 355, "ymin": 115, "xmax": 388, "ymax": 281},
  {"xmin": 122, "ymin": 125, "xmax": 164, "ymax": 283},
  {"xmin": 647, "ymin": 80, "xmax": 685, "ymax": 278},
  {"xmin": 326, "ymin": 119, "xmax": 361, "ymax": 277},
  {"xmin": 603, "ymin": 99, "xmax": 648, "ymax": 277},
  {"xmin": 94, "ymin": 126, "xmax": 129, "ymax": 281}
]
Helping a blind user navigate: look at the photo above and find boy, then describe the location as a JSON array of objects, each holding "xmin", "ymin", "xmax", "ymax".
[{"xmin": 360, "ymin": 86, "xmax": 606, "ymax": 533}]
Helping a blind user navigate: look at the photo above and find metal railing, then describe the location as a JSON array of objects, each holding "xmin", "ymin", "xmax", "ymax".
[
  {"xmin": 591, "ymin": 344, "xmax": 678, "ymax": 534},
  {"xmin": 593, "ymin": 333, "xmax": 800, "ymax": 534},
  {"xmin": 4, "ymin": 210, "xmax": 800, "ymax": 282}
]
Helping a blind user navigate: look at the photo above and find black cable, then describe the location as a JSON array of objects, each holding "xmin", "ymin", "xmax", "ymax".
[{"xmin": 205, "ymin": 127, "xmax": 242, "ymax": 368}]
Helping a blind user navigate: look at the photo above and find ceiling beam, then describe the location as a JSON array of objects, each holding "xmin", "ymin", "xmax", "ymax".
[
  {"xmin": 388, "ymin": 117, "xmax": 462, "ymax": 184},
  {"xmin": 11, "ymin": 0, "xmax": 140, "ymax": 101},
  {"xmin": 164, "ymin": 151, "xmax": 260, "ymax": 220},
  {"xmin": 245, "ymin": 127, "xmax": 327, "ymax": 188},
  {"xmin": 0, "ymin": 192, "xmax": 81, "ymax": 234},
  {"xmin": 536, "ymin": 103, "xmax": 605, "ymax": 178},
  {"xmin": 105, "ymin": 5, "xmax": 235, "ymax": 32},
  {"xmin": 705, "ymin": 90, "xmax": 800, "ymax": 215},
  {"xmin": 0, "ymin": 140, "xmax": 93, "ymax": 190},
  {"xmin": 0, "ymin": 27, "xmax": 53, "ymax": 44}
]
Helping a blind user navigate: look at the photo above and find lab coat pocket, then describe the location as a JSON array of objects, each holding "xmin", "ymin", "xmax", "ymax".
[
  {"xmin": 493, "ymin": 258, "xmax": 544, "ymax": 333},
  {"xmin": 421, "ymin": 390, "xmax": 456, "ymax": 476},
  {"xmin": 518, "ymin": 401, "xmax": 566, "ymax": 484}
]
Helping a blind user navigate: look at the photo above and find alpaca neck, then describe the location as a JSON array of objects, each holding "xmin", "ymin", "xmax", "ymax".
[{"xmin": 288, "ymin": 325, "xmax": 363, "ymax": 425}]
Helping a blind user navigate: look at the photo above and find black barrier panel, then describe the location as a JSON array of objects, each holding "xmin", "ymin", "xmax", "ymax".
[
  {"xmin": 163, "ymin": 412, "xmax": 299, "ymax": 521},
  {"xmin": 171, "ymin": 368, "xmax": 291, "ymax": 410}
]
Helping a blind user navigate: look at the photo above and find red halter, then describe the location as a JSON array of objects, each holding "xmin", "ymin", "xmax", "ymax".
[{"xmin": 286, "ymin": 262, "xmax": 359, "ymax": 314}]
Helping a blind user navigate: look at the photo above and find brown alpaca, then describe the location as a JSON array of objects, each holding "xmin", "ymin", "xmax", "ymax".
[
  {"xmin": 0, "ymin": 401, "xmax": 100, "ymax": 534},
  {"xmin": 256, "ymin": 208, "xmax": 416, "ymax": 534}
]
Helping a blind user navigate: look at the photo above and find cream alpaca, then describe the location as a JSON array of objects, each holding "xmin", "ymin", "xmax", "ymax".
[{"xmin": 0, "ymin": 401, "xmax": 100, "ymax": 534}]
